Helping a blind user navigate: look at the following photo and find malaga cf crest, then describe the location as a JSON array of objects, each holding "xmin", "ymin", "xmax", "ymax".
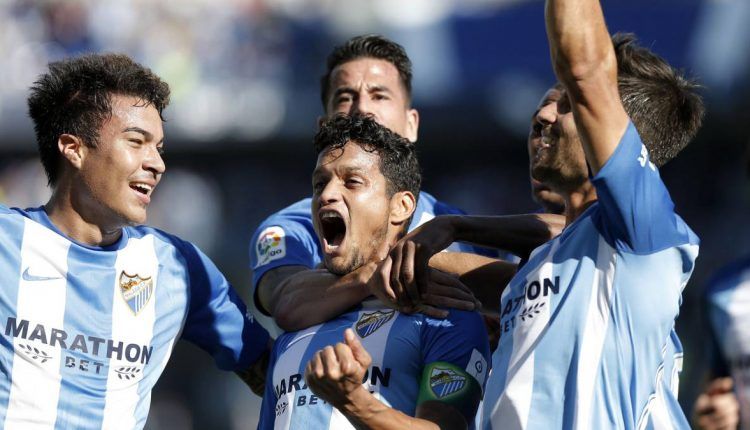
[
  {"xmin": 119, "ymin": 272, "xmax": 154, "ymax": 315},
  {"xmin": 355, "ymin": 310, "xmax": 395, "ymax": 338},
  {"xmin": 429, "ymin": 367, "xmax": 466, "ymax": 398}
]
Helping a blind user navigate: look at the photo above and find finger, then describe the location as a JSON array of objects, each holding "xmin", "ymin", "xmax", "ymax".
[
  {"xmin": 376, "ymin": 256, "xmax": 397, "ymax": 301},
  {"xmin": 415, "ymin": 303, "xmax": 449, "ymax": 319},
  {"xmin": 344, "ymin": 328, "xmax": 372, "ymax": 368},
  {"xmin": 309, "ymin": 351, "xmax": 325, "ymax": 380},
  {"xmin": 430, "ymin": 269, "xmax": 473, "ymax": 294},
  {"xmin": 334, "ymin": 342, "xmax": 356, "ymax": 376},
  {"xmin": 402, "ymin": 241, "xmax": 420, "ymax": 304},
  {"xmin": 389, "ymin": 244, "xmax": 408, "ymax": 305},
  {"xmin": 320, "ymin": 346, "xmax": 340, "ymax": 379}
]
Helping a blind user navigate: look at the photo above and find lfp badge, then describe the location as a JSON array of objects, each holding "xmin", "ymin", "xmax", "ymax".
[
  {"xmin": 355, "ymin": 310, "xmax": 395, "ymax": 338},
  {"xmin": 429, "ymin": 367, "xmax": 466, "ymax": 398},
  {"xmin": 119, "ymin": 272, "xmax": 154, "ymax": 315}
]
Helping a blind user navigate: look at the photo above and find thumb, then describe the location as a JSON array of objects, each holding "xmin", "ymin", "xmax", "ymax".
[
  {"xmin": 344, "ymin": 329, "xmax": 371, "ymax": 367},
  {"xmin": 707, "ymin": 377, "xmax": 734, "ymax": 395}
]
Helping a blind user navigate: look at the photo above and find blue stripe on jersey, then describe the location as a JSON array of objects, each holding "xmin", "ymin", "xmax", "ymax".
[
  {"xmin": 132, "ymin": 234, "xmax": 190, "ymax": 427},
  {"xmin": 53, "ymin": 245, "xmax": 118, "ymax": 429},
  {"xmin": 291, "ymin": 311, "xmax": 361, "ymax": 429},
  {"xmin": 0, "ymin": 211, "xmax": 26, "ymax": 428},
  {"xmin": 380, "ymin": 312, "xmax": 421, "ymax": 415}
]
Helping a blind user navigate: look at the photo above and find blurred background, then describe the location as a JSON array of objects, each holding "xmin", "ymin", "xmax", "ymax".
[{"xmin": 1, "ymin": 0, "xmax": 749, "ymax": 428}]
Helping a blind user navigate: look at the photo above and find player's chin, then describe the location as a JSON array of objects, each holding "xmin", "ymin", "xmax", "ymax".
[{"xmin": 325, "ymin": 257, "xmax": 351, "ymax": 276}]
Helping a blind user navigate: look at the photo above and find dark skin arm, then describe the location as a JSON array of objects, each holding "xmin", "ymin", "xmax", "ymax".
[{"xmin": 235, "ymin": 338, "xmax": 273, "ymax": 397}]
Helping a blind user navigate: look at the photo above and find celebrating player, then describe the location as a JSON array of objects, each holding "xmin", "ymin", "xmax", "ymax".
[
  {"xmin": 249, "ymin": 35, "xmax": 562, "ymax": 332},
  {"xmin": 257, "ymin": 114, "xmax": 490, "ymax": 430},
  {"xmin": 384, "ymin": 1, "xmax": 705, "ymax": 428},
  {"xmin": 0, "ymin": 54, "xmax": 270, "ymax": 429}
]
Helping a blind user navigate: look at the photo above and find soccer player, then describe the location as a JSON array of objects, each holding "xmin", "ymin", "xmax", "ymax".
[
  {"xmin": 257, "ymin": 114, "xmax": 491, "ymax": 430},
  {"xmin": 0, "ymin": 54, "xmax": 270, "ymax": 429},
  {"xmin": 249, "ymin": 35, "xmax": 556, "ymax": 332},
  {"xmin": 384, "ymin": 2, "xmax": 706, "ymax": 428}
]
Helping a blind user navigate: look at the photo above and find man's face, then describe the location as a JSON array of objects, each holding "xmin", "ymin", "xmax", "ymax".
[
  {"xmin": 528, "ymin": 86, "xmax": 588, "ymax": 193},
  {"xmin": 325, "ymin": 58, "xmax": 418, "ymax": 142},
  {"xmin": 76, "ymin": 94, "xmax": 165, "ymax": 227},
  {"xmin": 311, "ymin": 142, "xmax": 391, "ymax": 275}
]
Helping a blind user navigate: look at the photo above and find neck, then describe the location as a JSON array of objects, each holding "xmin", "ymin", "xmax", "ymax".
[
  {"xmin": 562, "ymin": 181, "xmax": 598, "ymax": 226},
  {"xmin": 45, "ymin": 185, "xmax": 123, "ymax": 247}
]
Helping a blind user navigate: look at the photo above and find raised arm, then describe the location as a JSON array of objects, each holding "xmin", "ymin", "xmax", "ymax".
[{"xmin": 545, "ymin": 0, "xmax": 629, "ymax": 174}]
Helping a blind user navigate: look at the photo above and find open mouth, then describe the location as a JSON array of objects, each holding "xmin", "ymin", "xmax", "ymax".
[
  {"xmin": 129, "ymin": 182, "xmax": 153, "ymax": 196},
  {"xmin": 320, "ymin": 210, "xmax": 346, "ymax": 250}
]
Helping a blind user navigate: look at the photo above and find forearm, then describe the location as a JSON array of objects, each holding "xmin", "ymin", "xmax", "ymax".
[
  {"xmin": 338, "ymin": 387, "xmax": 440, "ymax": 430},
  {"xmin": 429, "ymin": 252, "xmax": 514, "ymax": 312},
  {"xmin": 272, "ymin": 268, "xmax": 372, "ymax": 331},
  {"xmin": 545, "ymin": 0, "xmax": 626, "ymax": 172},
  {"xmin": 545, "ymin": 0, "xmax": 612, "ymax": 84},
  {"xmin": 446, "ymin": 214, "xmax": 561, "ymax": 259}
]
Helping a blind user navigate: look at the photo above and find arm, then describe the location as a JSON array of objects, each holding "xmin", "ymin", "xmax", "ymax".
[
  {"xmin": 306, "ymin": 329, "xmax": 466, "ymax": 430},
  {"xmin": 545, "ymin": 0, "xmax": 629, "ymax": 174},
  {"xmin": 429, "ymin": 252, "xmax": 516, "ymax": 314},
  {"xmin": 235, "ymin": 338, "xmax": 272, "ymax": 396},
  {"xmin": 263, "ymin": 264, "xmax": 375, "ymax": 332}
]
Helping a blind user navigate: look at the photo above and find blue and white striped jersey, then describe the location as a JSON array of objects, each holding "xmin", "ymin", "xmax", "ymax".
[
  {"xmin": 0, "ymin": 205, "xmax": 270, "ymax": 429},
  {"xmin": 258, "ymin": 299, "xmax": 490, "ymax": 429},
  {"xmin": 705, "ymin": 256, "xmax": 750, "ymax": 429},
  {"xmin": 483, "ymin": 122, "xmax": 698, "ymax": 430},
  {"xmin": 250, "ymin": 191, "xmax": 499, "ymax": 314}
]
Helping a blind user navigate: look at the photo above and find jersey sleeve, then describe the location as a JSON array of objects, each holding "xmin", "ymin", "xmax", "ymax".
[
  {"xmin": 418, "ymin": 310, "xmax": 491, "ymax": 425},
  {"xmin": 179, "ymin": 241, "xmax": 271, "ymax": 371},
  {"xmin": 590, "ymin": 121, "xmax": 698, "ymax": 253},
  {"xmin": 249, "ymin": 211, "xmax": 321, "ymax": 314}
]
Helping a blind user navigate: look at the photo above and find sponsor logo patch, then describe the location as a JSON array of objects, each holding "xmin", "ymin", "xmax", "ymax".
[
  {"xmin": 256, "ymin": 226, "xmax": 286, "ymax": 267},
  {"xmin": 119, "ymin": 272, "xmax": 154, "ymax": 315},
  {"xmin": 355, "ymin": 310, "xmax": 395, "ymax": 338},
  {"xmin": 429, "ymin": 367, "xmax": 467, "ymax": 398}
]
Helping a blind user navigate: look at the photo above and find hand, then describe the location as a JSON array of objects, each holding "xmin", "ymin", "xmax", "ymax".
[
  {"xmin": 305, "ymin": 329, "xmax": 372, "ymax": 409},
  {"xmin": 693, "ymin": 377, "xmax": 739, "ymax": 430}
]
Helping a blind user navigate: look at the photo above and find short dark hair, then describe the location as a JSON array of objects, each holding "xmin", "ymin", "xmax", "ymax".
[
  {"xmin": 613, "ymin": 33, "xmax": 704, "ymax": 167},
  {"xmin": 320, "ymin": 34, "xmax": 413, "ymax": 108},
  {"xmin": 28, "ymin": 53, "xmax": 170, "ymax": 185},
  {"xmin": 313, "ymin": 114, "xmax": 421, "ymax": 200}
]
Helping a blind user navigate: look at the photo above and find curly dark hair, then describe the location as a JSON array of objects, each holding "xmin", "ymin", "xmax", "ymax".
[
  {"xmin": 27, "ymin": 53, "xmax": 171, "ymax": 185},
  {"xmin": 313, "ymin": 114, "xmax": 421, "ymax": 199},
  {"xmin": 613, "ymin": 33, "xmax": 704, "ymax": 167},
  {"xmin": 320, "ymin": 34, "xmax": 412, "ymax": 108}
]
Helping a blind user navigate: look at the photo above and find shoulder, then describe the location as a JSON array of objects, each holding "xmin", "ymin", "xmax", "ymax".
[
  {"xmin": 127, "ymin": 225, "xmax": 205, "ymax": 264},
  {"xmin": 417, "ymin": 191, "xmax": 466, "ymax": 216}
]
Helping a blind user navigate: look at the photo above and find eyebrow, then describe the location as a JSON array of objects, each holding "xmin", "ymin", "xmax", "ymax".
[{"xmin": 122, "ymin": 127, "xmax": 163, "ymax": 144}]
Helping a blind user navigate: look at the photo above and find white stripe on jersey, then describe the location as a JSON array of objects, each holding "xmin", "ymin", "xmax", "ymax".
[
  {"xmin": 491, "ymin": 241, "xmax": 559, "ymax": 430},
  {"xmin": 6, "ymin": 219, "xmax": 70, "ymax": 429},
  {"xmin": 574, "ymin": 236, "xmax": 617, "ymax": 429},
  {"xmin": 274, "ymin": 327, "xmax": 317, "ymax": 430},
  {"xmin": 101, "ymin": 236, "xmax": 158, "ymax": 429},
  {"xmin": 327, "ymin": 308, "xmax": 400, "ymax": 429}
]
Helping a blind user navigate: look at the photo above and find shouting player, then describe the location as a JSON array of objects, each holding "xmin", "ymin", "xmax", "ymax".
[
  {"xmin": 257, "ymin": 114, "xmax": 490, "ymax": 430},
  {"xmin": 0, "ymin": 54, "xmax": 270, "ymax": 429}
]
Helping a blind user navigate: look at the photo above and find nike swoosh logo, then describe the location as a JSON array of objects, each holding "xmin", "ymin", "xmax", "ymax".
[{"xmin": 22, "ymin": 267, "xmax": 63, "ymax": 282}]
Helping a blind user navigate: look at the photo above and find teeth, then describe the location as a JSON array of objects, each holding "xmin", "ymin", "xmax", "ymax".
[
  {"xmin": 321, "ymin": 211, "xmax": 341, "ymax": 220},
  {"xmin": 131, "ymin": 183, "xmax": 153, "ymax": 194},
  {"xmin": 540, "ymin": 135, "xmax": 553, "ymax": 148}
]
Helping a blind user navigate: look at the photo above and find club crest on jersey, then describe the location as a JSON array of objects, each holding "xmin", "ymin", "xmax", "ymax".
[
  {"xmin": 119, "ymin": 272, "xmax": 154, "ymax": 315},
  {"xmin": 429, "ymin": 367, "xmax": 466, "ymax": 398},
  {"xmin": 256, "ymin": 226, "xmax": 286, "ymax": 267},
  {"xmin": 356, "ymin": 310, "xmax": 395, "ymax": 338}
]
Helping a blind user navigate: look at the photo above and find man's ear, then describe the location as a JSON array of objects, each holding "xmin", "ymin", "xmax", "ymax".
[
  {"xmin": 404, "ymin": 108, "xmax": 419, "ymax": 143},
  {"xmin": 58, "ymin": 134, "xmax": 85, "ymax": 171},
  {"xmin": 389, "ymin": 190, "xmax": 416, "ymax": 225}
]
